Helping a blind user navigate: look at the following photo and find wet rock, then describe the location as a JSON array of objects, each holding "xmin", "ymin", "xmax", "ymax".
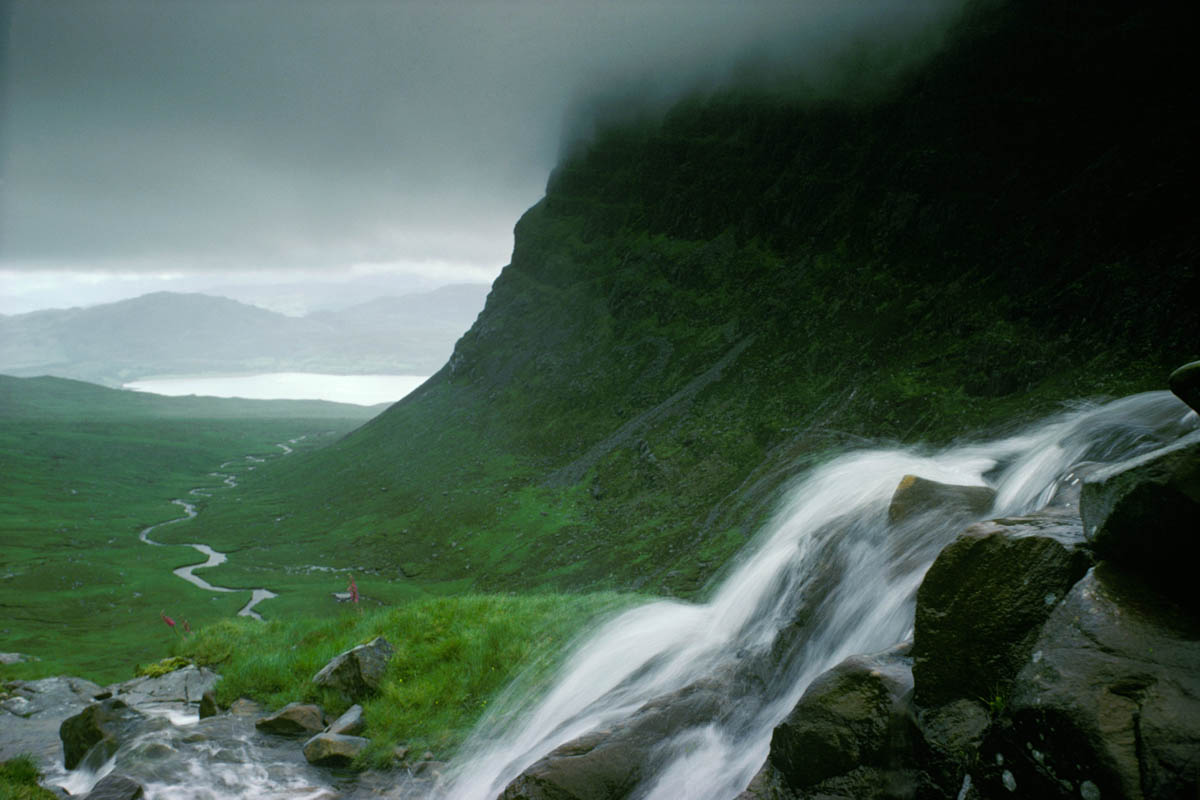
[
  {"xmin": 734, "ymin": 762, "xmax": 796, "ymax": 800},
  {"xmin": 82, "ymin": 773, "xmax": 144, "ymax": 800},
  {"xmin": 1079, "ymin": 430, "xmax": 1200, "ymax": 609},
  {"xmin": 229, "ymin": 697, "xmax": 264, "ymax": 716},
  {"xmin": 59, "ymin": 698, "xmax": 146, "ymax": 770},
  {"xmin": 916, "ymin": 699, "xmax": 991, "ymax": 794},
  {"xmin": 312, "ymin": 637, "xmax": 394, "ymax": 700},
  {"xmin": 500, "ymin": 679, "xmax": 734, "ymax": 800},
  {"xmin": 0, "ymin": 675, "xmax": 105, "ymax": 764},
  {"xmin": 199, "ymin": 690, "xmax": 220, "ymax": 719},
  {"xmin": 1168, "ymin": 360, "xmax": 1200, "ymax": 413},
  {"xmin": 912, "ymin": 512, "xmax": 1090, "ymax": 707},
  {"xmin": 110, "ymin": 665, "xmax": 219, "ymax": 711},
  {"xmin": 887, "ymin": 475, "xmax": 995, "ymax": 524},
  {"xmin": 255, "ymin": 702, "xmax": 327, "ymax": 737},
  {"xmin": 302, "ymin": 732, "xmax": 370, "ymax": 766},
  {"xmin": 325, "ymin": 703, "xmax": 365, "ymax": 736},
  {"xmin": 768, "ymin": 643, "xmax": 925, "ymax": 796},
  {"xmin": 980, "ymin": 566, "xmax": 1200, "ymax": 799}
]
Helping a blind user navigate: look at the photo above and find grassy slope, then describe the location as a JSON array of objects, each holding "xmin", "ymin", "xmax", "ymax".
[
  {"xmin": 180, "ymin": 0, "xmax": 1199, "ymax": 601},
  {"xmin": 0, "ymin": 376, "xmax": 379, "ymax": 683}
]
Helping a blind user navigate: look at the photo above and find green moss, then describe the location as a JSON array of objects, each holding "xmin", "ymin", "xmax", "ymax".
[{"xmin": 135, "ymin": 656, "xmax": 192, "ymax": 678}]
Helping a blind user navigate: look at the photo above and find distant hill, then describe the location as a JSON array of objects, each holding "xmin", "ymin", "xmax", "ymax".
[{"xmin": 0, "ymin": 284, "xmax": 490, "ymax": 386}]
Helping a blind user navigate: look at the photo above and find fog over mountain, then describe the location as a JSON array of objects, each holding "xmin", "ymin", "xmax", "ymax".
[
  {"xmin": 0, "ymin": 285, "xmax": 490, "ymax": 385},
  {"xmin": 0, "ymin": 0, "xmax": 967, "ymax": 314}
]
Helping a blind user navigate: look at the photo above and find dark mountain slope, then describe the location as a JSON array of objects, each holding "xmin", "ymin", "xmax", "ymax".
[{"xmin": 192, "ymin": 0, "xmax": 1200, "ymax": 597}]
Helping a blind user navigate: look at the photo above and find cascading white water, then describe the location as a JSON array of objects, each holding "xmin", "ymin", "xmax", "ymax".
[{"xmin": 440, "ymin": 391, "xmax": 1197, "ymax": 800}]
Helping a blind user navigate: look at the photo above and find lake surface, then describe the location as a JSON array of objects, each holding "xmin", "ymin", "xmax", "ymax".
[{"xmin": 124, "ymin": 373, "xmax": 429, "ymax": 406}]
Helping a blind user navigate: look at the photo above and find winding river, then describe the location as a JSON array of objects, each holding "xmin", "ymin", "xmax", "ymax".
[{"xmin": 137, "ymin": 437, "xmax": 306, "ymax": 620}]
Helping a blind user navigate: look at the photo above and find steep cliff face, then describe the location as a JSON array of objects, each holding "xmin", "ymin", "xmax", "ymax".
[{"xmin": 220, "ymin": 0, "xmax": 1199, "ymax": 595}]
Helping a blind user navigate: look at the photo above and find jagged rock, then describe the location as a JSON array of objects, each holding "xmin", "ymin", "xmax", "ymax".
[
  {"xmin": 59, "ymin": 698, "xmax": 146, "ymax": 770},
  {"xmin": 254, "ymin": 702, "xmax": 326, "ymax": 736},
  {"xmin": 912, "ymin": 512, "xmax": 1090, "ymax": 707},
  {"xmin": 735, "ymin": 762, "xmax": 796, "ymax": 800},
  {"xmin": 916, "ymin": 699, "xmax": 991, "ymax": 794},
  {"xmin": 198, "ymin": 690, "xmax": 219, "ymax": 719},
  {"xmin": 325, "ymin": 704, "xmax": 365, "ymax": 736},
  {"xmin": 0, "ymin": 675, "xmax": 104, "ymax": 763},
  {"xmin": 110, "ymin": 666, "xmax": 219, "ymax": 711},
  {"xmin": 1169, "ymin": 360, "xmax": 1200, "ymax": 413},
  {"xmin": 1079, "ymin": 430, "xmax": 1200, "ymax": 609},
  {"xmin": 82, "ymin": 773, "xmax": 144, "ymax": 800},
  {"xmin": 302, "ymin": 732, "xmax": 370, "ymax": 766},
  {"xmin": 312, "ymin": 637, "xmax": 394, "ymax": 700},
  {"xmin": 500, "ymin": 679, "xmax": 734, "ymax": 800},
  {"xmin": 979, "ymin": 566, "xmax": 1200, "ymax": 799},
  {"xmin": 887, "ymin": 475, "xmax": 996, "ymax": 524},
  {"xmin": 768, "ymin": 643, "xmax": 925, "ymax": 796}
]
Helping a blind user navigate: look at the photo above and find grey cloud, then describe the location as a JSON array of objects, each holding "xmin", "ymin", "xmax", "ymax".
[{"xmin": 0, "ymin": 0, "xmax": 966, "ymax": 281}]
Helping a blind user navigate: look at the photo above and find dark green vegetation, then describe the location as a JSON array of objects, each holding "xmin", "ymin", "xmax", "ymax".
[
  {"xmin": 0, "ymin": 756, "xmax": 57, "ymax": 800},
  {"xmin": 0, "ymin": 376, "xmax": 378, "ymax": 683},
  {"xmin": 0, "ymin": 284, "xmax": 489, "ymax": 386},
  {"xmin": 177, "ymin": 593, "xmax": 631, "ymax": 765},
  {"xmin": 181, "ymin": 0, "xmax": 1199, "ymax": 601}
]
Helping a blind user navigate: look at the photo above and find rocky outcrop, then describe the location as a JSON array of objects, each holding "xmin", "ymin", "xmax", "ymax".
[
  {"xmin": 0, "ymin": 676, "xmax": 104, "ymax": 764},
  {"xmin": 767, "ymin": 643, "xmax": 937, "ymax": 800},
  {"xmin": 110, "ymin": 665, "xmax": 218, "ymax": 712},
  {"xmin": 312, "ymin": 637, "xmax": 394, "ymax": 701},
  {"xmin": 1079, "ymin": 431, "xmax": 1200, "ymax": 610},
  {"xmin": 82, "ymin": 773, "xmax": 145, "ymax": 800},
  {"xmin": 302, "ymin": 732, "xmax": 371, "ymax": 766},
  {"xmin": 500, "ymin": 680, "xmax": 734, "ymax": 800},
  {"xmin": 978, "ymin": 566, "xmax": 1200, "ymax": 799},
  {"xmin": 912, "ymin": 513, "xmax": 1090, "ymax": 708},
  {"xmin": 887, "ymin": 476, "xmax": 995, "ymax": 525},
  {"xmin": 255, "ymin": 703, "xmax": 327, "ymax": 737},
  {"xmin": 59, "ymin": 699, "xmax": 146, "ymax": 770}
]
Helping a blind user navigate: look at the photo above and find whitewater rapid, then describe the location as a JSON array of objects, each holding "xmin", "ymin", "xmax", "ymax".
[{"xmin": 439, "ymin": 391, "xmax": 1197, "ymax": 800}]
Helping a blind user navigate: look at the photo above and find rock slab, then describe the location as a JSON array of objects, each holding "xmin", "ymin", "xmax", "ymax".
[
  {"xmin": 312, "ymin": 637, "xmax": 395, "ymax": 700},
  {"xmin": 912, "ymin": 512, "xmax": 1090, "ymax": 707},
  {"xmin": 83, "ymin": 773, "xmax": 145, "ymax": 800},
  {"xmin": 302, "ymin": 732, "xmax": 371, "ymax": 766},
  {"xmin": 255, "ymin": 702, "xmax": 327, "ymax": 737}
]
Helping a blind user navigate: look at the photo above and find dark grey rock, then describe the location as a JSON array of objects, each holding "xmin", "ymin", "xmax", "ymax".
[
  {"xmin": 912, "ymin": 512, "xmax": 1090, "ymax": 707},
  {"xmin": 199, "ymin": 690, "xmax": 219, "ymax": 719},
  {"xmin": 499, "ymin": 679, "xmax": 734, "ymax": 800},
  {"xmin": 325, "ymin": 703, "xmax": 365, "ymax": 736},
  {"xmin": 1169, "ymin": 360, "xmax": 1200, "ymax": 414},
  {"xmin": 59, "ymin": 698, "xmax": 146, "ymax": 770},
  {"xmin": 302, "ymin": 732, "xmax": 371, "ymax": 766},
  {"xmin": 255, "ymin": 702, "xmax": 327, "ymax": 737},
  {"xmin": 1079, "ymin": 430, "xmax": 1200, "ymax": 610},
  {"xmin": 768, "ymin": 643, "xmax": 923, "ymax": 795},
  {"xmin": 916, "ymin": 699, "xmax": 991, "ymax": 794},
  {"xmin": 980, "ymin": 566, "xmax": 1200, "ymax": 799},
  {"xmin": 312, "ymin": 637, "xmax": 395, "ymax": 700},
  {"xmin": 82, "ymin": 773, "xmax": 144, "ymax": 800},
  {"xmin": 734, "ymin": 762, "xmax": 796, "ymax": 800},
  {"xmin": 887, "ymin": 475, "xmax": 995, "ymax": 525}
]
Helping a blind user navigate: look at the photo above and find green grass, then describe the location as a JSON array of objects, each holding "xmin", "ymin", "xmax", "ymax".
[
  {"xmin": 0, "ymin": 376, "xmax": 377, "ymax": 684},
  {"xmin": 177, "ymin": 592, "xmax": 635, "ymax": 765},
  {"xmin": 0, "ymin": 757, "xmax": 57, "ymax": 800}
]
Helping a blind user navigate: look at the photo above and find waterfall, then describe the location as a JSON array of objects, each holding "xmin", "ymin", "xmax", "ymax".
[{"xmin": 440, "ymin": 391, "xmax": 1197, "ymax": 800}]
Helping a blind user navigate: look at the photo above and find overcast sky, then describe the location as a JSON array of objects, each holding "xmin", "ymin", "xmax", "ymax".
[{"xmin": 0, "ymin": 0, "xmax": 963, "ymax": 314}]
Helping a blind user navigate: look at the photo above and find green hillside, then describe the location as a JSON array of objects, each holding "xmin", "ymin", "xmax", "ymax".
[
  {"xmin": 180, "ymin": 0, "xmax": 1198, "ymax": 600},
  {"xmin": 0, "ymin": 376, "xmax": 377, "ymax": 682}
]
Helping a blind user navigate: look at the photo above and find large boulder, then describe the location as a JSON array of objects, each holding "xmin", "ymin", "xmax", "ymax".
[
  {"xmin": 735, "ymin": 762, "xmax": 796, "ymax": 800},
  {"xmin": 82, "ymin": 773, "xmax": 144, "ymax": 800},
  {"xmin": 59, "ymin": 698, "xmax": 146, "ymax": 770},
  {"xmin": 979, "ymin": 566, "xmax": 1200, "ymax": 799},
  {"xmin": 1079, "ymin": 430, "xmax": 1200, "ymax": 610},
  {"xmin": 302, "ymin": 732, "xmax": 371, "ymax": 766},
  {"xmin": 0, "ymin": 676, "xmax": 104, "ymax": 765},
  {"xmin": 109, "ymin": 666, "xmax": 219, "ymax": 712},
  {"xmin": 254, "ymin": 702, "xmax": 327, "ymax": 737},
  {"xmin": 1168, "ymin": 360, "xmax": 1200, "ymax": 413},
  {"xmin": 767, "ymin": 643, "xmax": 936, "ymax": 799},
  {"xmin": 499, "ymin": 679, "xmax": 734, "ymax": 800},
  {"xmin": 912, "ymin": 512, "xmax": 1090, "ymax": 708},
  {"xmin": 312, "ymin": 637, "xmax": 395, "ymax": 700},
  {"xmin": 887, "ymin": 476, "xmax": 995, "ymax": 525}
]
